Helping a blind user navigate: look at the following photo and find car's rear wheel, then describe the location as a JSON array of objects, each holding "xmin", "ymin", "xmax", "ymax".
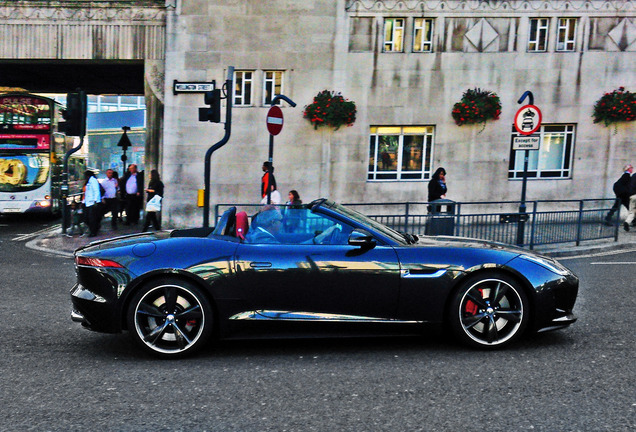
[
  {"xmin": 449, "ymin": 272, "xmax": 529, "ymax": 349},
  {"xmin": 126, "ymin": 278, "xmax": 213, "ymax": 358}
]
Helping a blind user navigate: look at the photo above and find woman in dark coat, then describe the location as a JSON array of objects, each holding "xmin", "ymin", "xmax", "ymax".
[
  {"xmin": 142, "ymin": 169, "xmax": 164, "ymax": 232},
  {"xmin": 428, "ymin": 167, "xmax": 447, "ymax": 202}
]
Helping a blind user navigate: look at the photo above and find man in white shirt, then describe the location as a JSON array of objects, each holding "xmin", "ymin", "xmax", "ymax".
[
  {"xmin": 100, "ymin": 169, "xmax": 119, "ymax": 229},
  {"xmin": 83, "ymin": 170, "xmax": 102, "ymax": 237}
]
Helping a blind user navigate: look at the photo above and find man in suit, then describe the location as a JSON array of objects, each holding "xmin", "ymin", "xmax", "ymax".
[{"xmin": 121, "ymin": 164, "xmax": 144, "ymax": 225}]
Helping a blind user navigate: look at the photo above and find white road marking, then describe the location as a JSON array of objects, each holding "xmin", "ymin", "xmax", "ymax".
[
  {"xmin": 12, "ymin": 224, "xmax": 60, "ymax": 241},
  {"xmin": 558, "ymin": 247, "xmax": 636, "ymax": 260},
  {"xmin": 590, "ymin": 262, "xmax": 636, "ymax": 265}
]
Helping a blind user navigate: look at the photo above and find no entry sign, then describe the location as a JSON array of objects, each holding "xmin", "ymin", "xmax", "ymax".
[
  {"xmin": 514, "ymin": 104, "xmax": 542, "ymax": 136},
  {"xmin": 266, "ymin": 106, "xmax": 284, "ymax": 135}
]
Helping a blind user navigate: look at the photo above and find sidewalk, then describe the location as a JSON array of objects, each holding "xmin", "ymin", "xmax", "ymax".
[
  {"xmin": 27, "ymin": 216, "xmax": 636, "ymax": 259},
  {"xmin": 27, "ymin": 216, "xmax": 156, "ymax": 258}
]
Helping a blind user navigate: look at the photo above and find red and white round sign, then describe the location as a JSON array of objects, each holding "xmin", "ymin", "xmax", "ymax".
[
  {"xmin": 514, "ymin": 105, "xmax": 542, "ymax": 136},
  {"xmin": 266, "ymin": 106, "xmax": 284, "ymax": 136}
]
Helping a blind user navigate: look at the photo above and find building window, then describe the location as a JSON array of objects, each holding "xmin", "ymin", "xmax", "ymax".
[
  {"xmin": 384, "ymin": 18, "xmax": 405, "ymax": 52},
  {"xmin": 263, "ymin": 71, "xmax": 284, "ymax": 106},
  {"xmin": 233, "ymin": 70, "xmax": 253, "ymax": 106},
  {"xmin": 368, "ymin": 126, "xmax": 434, "ymax": 181},
  {"xmin": 528, "ymin": 18, "xmax": 549, "ymax": 52},
  {"xmin": 556, "ymin": 18, "xmax": 577, "ymax": 52},
  {"xmin": 413, "ymin": 18, "xmax": 434, "ymax": 52},
  {"xmin": 508, "ymin": 124, "xmax": 575, "ymax": 179}
]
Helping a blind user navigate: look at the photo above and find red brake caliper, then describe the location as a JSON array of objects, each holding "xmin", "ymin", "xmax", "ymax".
[{"xmin": 465, "ymin": 288, "xmax": 484, "ymax": 315}]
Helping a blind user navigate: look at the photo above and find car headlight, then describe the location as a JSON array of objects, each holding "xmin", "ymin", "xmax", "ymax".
[{"xmin": 519, "ymin": 254, "xmax": 571, "ymax": 276}]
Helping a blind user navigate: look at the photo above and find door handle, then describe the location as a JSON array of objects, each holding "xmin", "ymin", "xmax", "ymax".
[{"xmin": 250, "ymin": 262, "xmax": 272, "ymax": 268}]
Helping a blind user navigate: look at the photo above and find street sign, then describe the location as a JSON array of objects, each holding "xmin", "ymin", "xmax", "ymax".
[
  {"xmin": 266, "ymin": 106, "xmax": 284, "ymax": 135},
  {"xmin": 173, "ymin": 80, "xmax": 215, "ymax": 94},
  {"xmin": 513, "ymin": 135, "xmax": 540, "ymax": 150},
  {"xmin": 514, "ymin": 104, "xmax": 542, "ymax": 135}
]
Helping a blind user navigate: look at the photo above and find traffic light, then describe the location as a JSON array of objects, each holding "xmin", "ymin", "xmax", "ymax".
[
  {"xmin": 60, "ymin": 91, "xmax": 87, "ymax": 136},
  {"xmin": 199, "ymin": 89, "xmax": 222, "ymax": 123}
]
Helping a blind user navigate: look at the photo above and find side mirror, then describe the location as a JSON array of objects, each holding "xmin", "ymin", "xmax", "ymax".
[{"xmin": 348, "ymin": 229, "xmax": 376, "ymax": 249}]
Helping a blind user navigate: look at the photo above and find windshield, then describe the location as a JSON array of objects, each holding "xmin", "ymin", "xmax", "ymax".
[
  {"xmin": 323, "ymin": 200, "xmax": 408, "ymax": 245},
  {"xmin": 0, "ymin": 152, "xmax": 50, "ymax": 192}
]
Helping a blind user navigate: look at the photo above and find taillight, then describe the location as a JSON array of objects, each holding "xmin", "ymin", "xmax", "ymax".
[{"xmin": 76, "ymin": 256, "xmax": 123, "ymax": 268}]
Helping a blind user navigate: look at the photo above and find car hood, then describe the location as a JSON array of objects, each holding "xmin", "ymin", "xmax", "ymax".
[{"xmin": 415, "ymin": 235, "xmax": 528, "ymax": 255}]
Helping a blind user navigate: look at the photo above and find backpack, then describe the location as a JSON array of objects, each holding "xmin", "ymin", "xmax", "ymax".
[{"xmin": 98, "ymin": 181, "xmax": 106, "ymax": 198}]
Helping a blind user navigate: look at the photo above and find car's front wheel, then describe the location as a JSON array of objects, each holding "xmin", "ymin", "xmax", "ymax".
[
  {"xmin": 126, "ymin": 278, "xmax": 214, "ymax": 358},
  {"xmin": 448, "ymin": 272, "xmax": 529, "ymax": 349}
]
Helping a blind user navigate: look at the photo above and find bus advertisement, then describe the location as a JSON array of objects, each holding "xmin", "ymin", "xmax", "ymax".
[{"xmin": 0, "ymin": 93, "xmax": 85, "ymax": 215}]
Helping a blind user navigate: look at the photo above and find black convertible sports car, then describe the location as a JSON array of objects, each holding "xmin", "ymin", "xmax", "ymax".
[{"xmin": 71, "ymin": 199, "xmax": 578, "ymax": 358}]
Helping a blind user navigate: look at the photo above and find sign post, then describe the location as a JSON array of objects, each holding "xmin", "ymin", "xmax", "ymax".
[
  {"xmin": 513, "ymin": 93, "xmax": 542, "ymax": 246},
  {"xmin": 265, "ymin": 106, "xmax": 283, "ymax": 204},
  {"xmin": 264, "ymin": 97, "xmax": 296, "ymax": 204}
]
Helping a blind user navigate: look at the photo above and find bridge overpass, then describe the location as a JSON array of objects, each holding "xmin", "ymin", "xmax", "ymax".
[{"xmin": 0, "ymin": 0, "xmax": 166, "ymax": 169}]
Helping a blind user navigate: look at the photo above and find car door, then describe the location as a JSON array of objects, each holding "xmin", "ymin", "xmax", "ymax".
[{"xmin": 234, "ymin": 216, "xmax": 401, "ymax": 320}]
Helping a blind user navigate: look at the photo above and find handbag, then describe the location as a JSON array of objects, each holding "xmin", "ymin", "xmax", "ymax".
[{"xmin": 145, "ymin": 195, "xmax": 162, "ymax": 212}]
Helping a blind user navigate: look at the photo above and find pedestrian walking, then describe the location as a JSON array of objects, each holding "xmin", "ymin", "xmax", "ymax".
[
  {"xmin": 623, "ymin": 166, "xmax": 636, "ymax": 232},
  {"xmin": 83, "ymin": 170, "xmax": 102, "ymax": 237},
  {"xmin": 100, "ymin": 168, "xmax": 119, "ymax": 229},
  {"xmin": 605, "ymin": 164, "xmax": 633, "ymax": 226},
  {"xmin": 121, "ymin": 164, "xmax": 144, "ymax": 225},
  {"xmin": 261, "ymin": 161, "xmax": 277, "ymax": 201},
  {"xmin": 142, "ymin": 169, "xmax": 164, "ymax": 232}
]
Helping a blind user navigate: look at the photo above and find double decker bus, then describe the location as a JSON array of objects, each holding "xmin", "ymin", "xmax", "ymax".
[{"xmin": 0, "ymin": 93, "xmax": 85, "ymax": 215}]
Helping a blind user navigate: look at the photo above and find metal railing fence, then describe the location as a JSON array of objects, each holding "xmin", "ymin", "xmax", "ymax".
[{"xmin": 214, "ymin": 198, "xmax": 619, "ymax": 249}]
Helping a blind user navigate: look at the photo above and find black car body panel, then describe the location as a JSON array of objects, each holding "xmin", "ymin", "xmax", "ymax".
[{"xmin": 70, "ymin": 199, "xmax": 578, "ymax": 356}]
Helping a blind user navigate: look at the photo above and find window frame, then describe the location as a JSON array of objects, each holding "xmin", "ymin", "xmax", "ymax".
[
  {"xmin": 262, "ymin": 70, "xmax": 284, "ymax": 106},
  {"xmin": 528, "ymin": 18, "xmax": 550, "ymax": 52},
  {"xmin": 368, "ymin": 126, "xmax": 434, "ymax": 182},
  {"xmin": 233, "ymin": 70, "xmax": 254, "ymax": 107},
  {"xmin": 556, "ymin": 18, "xmax": 577, "ymax": 52},
  {"xmin": 413, "ymin": 18, "xmax": 434, "ymax": 53},
  {"xmin": 508, "ymin": 124, "xmax": 576, "ymax": 180},
  {"xmin": 383, "ymin": 18, "xmax": 405, "ymax": 53}
]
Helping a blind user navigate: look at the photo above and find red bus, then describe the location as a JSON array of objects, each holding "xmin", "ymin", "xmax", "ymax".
[{"xmin": 0, "ymin": 93, "xmax": 85, "ymax": 215}]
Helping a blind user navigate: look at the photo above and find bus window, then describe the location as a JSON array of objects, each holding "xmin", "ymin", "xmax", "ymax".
[{"xmin": 0, "ymin": 152, "xmax": 50, "ymax": 192}]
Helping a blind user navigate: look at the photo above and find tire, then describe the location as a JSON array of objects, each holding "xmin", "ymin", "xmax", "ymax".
[
  {"xmin": 448, "ymin": 272, "xmax": 529, "ymax": 349},
  {"xmin": 126, "ymin": 277, "xmax": 214, "ymax": 358}
]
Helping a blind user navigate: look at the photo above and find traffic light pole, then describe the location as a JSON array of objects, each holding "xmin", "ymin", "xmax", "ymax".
[
  {"xmin": 61, "ymin": 135, "xmax": 85, "ymax": 234},
  {"xmin": 203, "ymin": 67, "xmax": 233, "ymax": 228},
  {"xmin": 60, "ymin": 90, "xmax": 87, "ymax": 235}
]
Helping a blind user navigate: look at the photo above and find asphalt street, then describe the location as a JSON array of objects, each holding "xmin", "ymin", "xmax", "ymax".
[{"xmin": 0, "ymin": 216, "xmax": 634, "ymax": 431}]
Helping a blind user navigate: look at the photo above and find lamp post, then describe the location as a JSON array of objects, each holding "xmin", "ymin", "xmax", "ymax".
[{"xmin": 117, "ymin": 126, "xmax": 132, "ymax": 171}]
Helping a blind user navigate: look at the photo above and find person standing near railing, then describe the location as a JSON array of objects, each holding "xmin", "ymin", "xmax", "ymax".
[{"xmin": 428, "ymin": 167, "xmax": 448, "ymax": 213}]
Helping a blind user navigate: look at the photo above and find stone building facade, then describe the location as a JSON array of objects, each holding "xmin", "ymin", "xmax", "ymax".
[{"xmin": 161, "ymin": 0, "xmax": 635, "ymax": 227}]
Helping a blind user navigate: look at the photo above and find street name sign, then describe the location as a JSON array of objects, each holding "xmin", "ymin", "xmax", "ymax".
[
  {"xmin": 266, "ymin": 106, "xmax": 284, "ymax": 135},
  {"xmin": 513, "ymin": 135, "xmax": 540, "ymax": 150},
  {"xmin": 173, "ymin": 80, "xmax": 215, "ymax": 94}
]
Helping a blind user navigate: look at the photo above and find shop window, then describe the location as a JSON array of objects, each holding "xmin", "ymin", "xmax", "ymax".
[
  {"xmin": 368, "ymin": 126, "xmax": 434, "ymax": 181},
  {"xmin": 508, "ymin": 124, "xmax": 575, "ymax": 179}
]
